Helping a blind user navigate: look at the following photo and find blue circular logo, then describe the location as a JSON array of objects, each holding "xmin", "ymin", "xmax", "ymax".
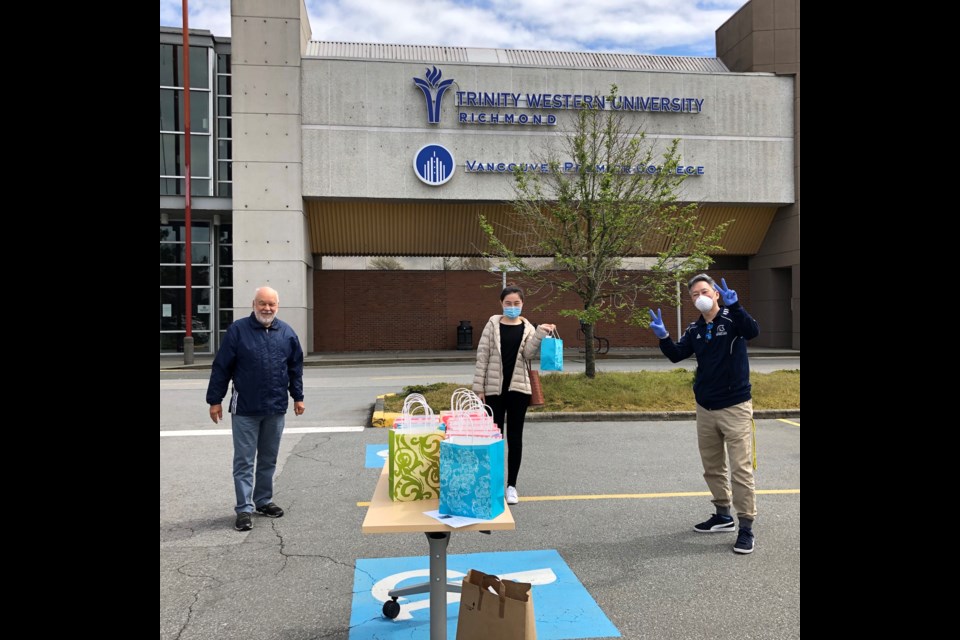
[{"xmin": 414, "ymin": 144, "xmax": 455, "ymax": 186}]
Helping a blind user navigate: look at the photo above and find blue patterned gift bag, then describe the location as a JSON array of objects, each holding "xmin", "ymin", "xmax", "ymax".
[
  {"xmin": 540, "ymin": 333, "xmax": 564, "ymax": 371},
  {"xmin": 439, "ymin": 438, "xmax": 506, "ymax": 519}
]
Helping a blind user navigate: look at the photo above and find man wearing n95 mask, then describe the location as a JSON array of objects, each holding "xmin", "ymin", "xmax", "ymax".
[{"xmin": 648, "ymin": 274, "xmax": 761, "ymax": 555}]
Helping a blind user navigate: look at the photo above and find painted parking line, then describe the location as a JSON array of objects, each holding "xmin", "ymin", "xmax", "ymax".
[
  {"xmin": 160, "ymin": 426, "xmax": 364, "ymax": 437},
  {"xmin": 777, "ymin": 419, "xmax": 801, "ymax": 427},
  {"xmin": 365, "ymin": 444, "xmax": 389, "ymax": 468},
  {"xmin": 350, "ymin": 549, "xmax": 620, "ymax": 640},
  {"xmin": 371, "ymin": 375, "xmax": 470, "ymax": 380},
  {"xmin": 356, "ymin": 488, "xmax": 799, "ymax": 508},
  {"xmin": 514, "ymin": 489, "xmax": 800, "ymax": 502}
]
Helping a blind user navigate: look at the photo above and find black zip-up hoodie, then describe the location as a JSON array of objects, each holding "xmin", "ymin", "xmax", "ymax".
[{"xmin": 658, "ymin": 302, "xmax": 760, "ymax": 410}]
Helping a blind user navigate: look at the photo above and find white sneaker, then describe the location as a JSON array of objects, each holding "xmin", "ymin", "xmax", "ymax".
[{"xmin": 506, "ymin": 486, "xmax": 519, "ymax": 505}]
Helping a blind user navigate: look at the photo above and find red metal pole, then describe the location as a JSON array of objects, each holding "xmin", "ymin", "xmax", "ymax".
[{"xmin": 182, "ymin": 0, "xmax": 194, "ymax": 362}]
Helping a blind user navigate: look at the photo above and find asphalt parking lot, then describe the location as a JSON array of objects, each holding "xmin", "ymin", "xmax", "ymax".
[{"xmin": 161, "ymin": 360, "xmax": 800, "ymax": 640}]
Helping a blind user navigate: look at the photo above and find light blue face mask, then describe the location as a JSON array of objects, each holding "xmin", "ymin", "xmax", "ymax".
[{"xmin": 503, "ymin": 306, "xmax": 522, "ymax": 319}]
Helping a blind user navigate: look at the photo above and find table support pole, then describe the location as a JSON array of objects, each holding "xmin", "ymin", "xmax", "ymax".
[{"xmin": 426, "ymin": 532, "xmax": 452, "ymax": 640}]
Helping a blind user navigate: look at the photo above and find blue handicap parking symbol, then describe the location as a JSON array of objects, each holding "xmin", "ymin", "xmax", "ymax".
[
  {"xmin": 349, "ymin": 549, "xmax": 620, "ymax": 639},
  {"xmin": 365, "ymin": 444, "xmax": 388, "ymax": 468}
]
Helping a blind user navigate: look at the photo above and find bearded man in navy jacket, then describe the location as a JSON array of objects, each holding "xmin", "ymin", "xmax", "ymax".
[
  {"xmin": 206, "ymin": 286, "xmax": 305, "ymax": 532},
  {"xmin": 649, "ymin": 274, "xmax": 760, "ymax": 555}
]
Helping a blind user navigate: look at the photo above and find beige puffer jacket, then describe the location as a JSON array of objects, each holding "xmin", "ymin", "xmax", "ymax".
[{"xmin": 472, "ymin": 315, "xmax": 551, "ymax": 397}]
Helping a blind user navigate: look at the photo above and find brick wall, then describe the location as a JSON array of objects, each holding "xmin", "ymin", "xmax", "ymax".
[{"xmin": 314, "ymin": 270, "xmax": 751, "ymax": 352}]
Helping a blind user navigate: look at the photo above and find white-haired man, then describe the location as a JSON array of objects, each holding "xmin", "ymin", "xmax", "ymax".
[{"xmin": 206, "ymin": 287, "xmax": 305, "ymax": 531}]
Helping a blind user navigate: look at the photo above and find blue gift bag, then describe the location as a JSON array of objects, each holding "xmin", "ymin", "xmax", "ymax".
[
  {"xmin": 540, "ymin": 334, "xmax": 564, "ymax": 371},
  {"xmin": 439, "ymin": 439, "xmax": 506, "ymax": 519}
]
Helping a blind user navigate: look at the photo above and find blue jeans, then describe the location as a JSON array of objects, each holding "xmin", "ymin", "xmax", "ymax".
[{"xmin": 231, "ymin": 413, "xmax": 285, "ymax": 514}]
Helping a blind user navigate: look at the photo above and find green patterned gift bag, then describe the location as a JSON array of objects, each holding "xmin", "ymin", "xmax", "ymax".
[
  {"xmin": 388, "ymin": 394, "xmax": 443, "ymax": 502},
  {"xmin": 388, "ymin": 429, "xmax": 443, "ymax": 501}
]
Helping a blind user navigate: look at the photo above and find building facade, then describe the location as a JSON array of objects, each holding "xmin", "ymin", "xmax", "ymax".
[
  {"xmin": 716, "ymin": 0, "xmax": 801, "ymax": 349},
  {"xmin": 159, "ymin": 27, "xmax": 234, "ymax": 353},
  {"xmin": 160, "ymin": 0, "xmax": 799, "ymax": 354}
]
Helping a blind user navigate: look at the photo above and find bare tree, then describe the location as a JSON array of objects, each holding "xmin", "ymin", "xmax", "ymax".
[
  {"xmin": 368, "ymin": 257, "xmax": 404, "ymax": 270},
  {"xmin": 480, "ymin": 86, "xmax": 729, "ymax": 377},
  {"xmin": 442, "ymin": 256, "xmax": 493, "ymax": 271}
]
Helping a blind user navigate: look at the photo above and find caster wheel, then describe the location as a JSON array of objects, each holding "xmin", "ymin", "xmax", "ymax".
[{"xmin": 382, "ymin": 599, "xmax": 401, "ymax": 619}]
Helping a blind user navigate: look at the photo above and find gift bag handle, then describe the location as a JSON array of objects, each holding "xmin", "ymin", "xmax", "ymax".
[
  {"xmin": 452, "ymin": 391, "xmax": 486, "ymax": 414},
  {"xmin": 451, "ymin": 388, "xmax": 484, "ymax": 413},
  {"xmin": 401, "ymin": 393, "xmax": 434, "ymax": 416}
]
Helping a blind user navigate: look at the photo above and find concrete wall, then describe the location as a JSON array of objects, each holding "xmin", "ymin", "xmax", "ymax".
[
  {"xmin": 230, "ymin": 0, "xmax": 314, "ymax": 349},
  {"xmin": 301, "ymin": 60, "xmax": 794, "ymax": 205},
  {"xmin": 716, "ymin": 0, "xmax": 800, "ymax": 75}
]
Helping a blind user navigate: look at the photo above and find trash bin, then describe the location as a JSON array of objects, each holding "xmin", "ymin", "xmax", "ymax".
[{"xmin": 456, "ymin": 320, "xmax": 473, "ymax": 350}]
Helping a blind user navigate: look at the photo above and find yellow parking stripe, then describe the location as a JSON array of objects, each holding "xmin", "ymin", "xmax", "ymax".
[
  {"xmin": 372, "ymin": 375, "xmax": 465, "ymax": 380},
  {"xmin": 777, "ymin": 419, "xmax": 800, "ymax": 427},
  {"xmin": 356, "ymin": 488, "xmax": 799, "ymax": 507}
]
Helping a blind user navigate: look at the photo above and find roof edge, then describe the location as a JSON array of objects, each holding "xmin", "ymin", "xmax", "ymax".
[{"xmin": 304, "ymin": 41, "xmax": 729, "ymax": 73}]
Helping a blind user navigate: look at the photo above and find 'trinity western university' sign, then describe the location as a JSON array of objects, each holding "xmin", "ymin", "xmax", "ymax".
[
  {"xmin": 413, "ymin": 66, "xmax": 705, "ymax": 127},
  {"xmin": 411, "ymin": 67, "xmax": 705, "ymax": 184}
]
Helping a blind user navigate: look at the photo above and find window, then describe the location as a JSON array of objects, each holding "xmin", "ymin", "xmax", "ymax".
[
  {"xmin": 159, "ymin": 44, "xmax": 213, "ymax": 196},
  {"xmin": 218, "ymin": 224, "xmax": 233, "ymax": 345},
  {"xmin": 159, "ymin": 221, "xmax": 213, "ymax": 353},
  {"xmin": 215, "ymin": 53, "xmax": 232, "ymax": 198}
]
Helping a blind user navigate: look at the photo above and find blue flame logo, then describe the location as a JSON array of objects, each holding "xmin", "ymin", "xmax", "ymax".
[{"xmin": 413, "ymin": 66, "xmax": 454, "ymax": 124}]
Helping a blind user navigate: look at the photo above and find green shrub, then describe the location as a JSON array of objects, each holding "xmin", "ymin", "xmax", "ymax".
[{"xmin": 383, "ymin": 371, "xmax": 800, "ymax": 413}]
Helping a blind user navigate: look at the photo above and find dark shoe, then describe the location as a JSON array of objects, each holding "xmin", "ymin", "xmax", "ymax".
[
  {"xmin": 235, "ymin": 512, "xmax": 253, "ymax": 531},
  {"xmin": 734, "ymin": 529, "xmax": 755, "ymax": 554},
  {"xmin": 256, "ymin": 502, "xmax": 284, "ymax": 518},
  {"xmin": 693, "ymin": 513, "xmax": 735, "ymax": 533}
]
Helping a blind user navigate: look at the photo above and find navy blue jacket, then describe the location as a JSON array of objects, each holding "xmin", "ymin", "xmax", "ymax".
[
  {"xmin": 206, "ymin": 313, "xmax": 305, "ymax": 416},
  {"xmin": 659, "ymin": 302, "xmax": 760, "ymax": 410}
]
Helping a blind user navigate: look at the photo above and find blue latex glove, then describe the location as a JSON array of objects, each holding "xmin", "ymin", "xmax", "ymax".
[
  {"xmin": 714, "ymin": 278, "xmax": 738, "ymax": 306},
  {"xmin": 648, "ymin": 308, "xmax": 668, "ymax": 339}
]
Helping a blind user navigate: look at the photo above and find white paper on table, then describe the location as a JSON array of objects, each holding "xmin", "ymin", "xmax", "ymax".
[{"xmin": 423, "ymin": 509, "xmax": 494, "ymax": 528}]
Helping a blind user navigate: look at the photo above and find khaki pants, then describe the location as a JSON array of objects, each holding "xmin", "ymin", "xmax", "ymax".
[{"xmin": 695, "ymin": 399, "xmax": 756, "ymax": 520}]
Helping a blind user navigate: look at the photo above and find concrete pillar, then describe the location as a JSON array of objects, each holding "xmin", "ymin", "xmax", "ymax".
[{"xmin": 230, "ymin": 0, "xmax": 313, "ymax": 349}]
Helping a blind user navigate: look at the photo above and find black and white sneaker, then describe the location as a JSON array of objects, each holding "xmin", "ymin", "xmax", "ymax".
[
  {"xmin": 235, "ymin": 512, "xmax": 253, "ymax": 531},
  {"xmin": 693, "ymin": 513, "xmax": 735, "ymax": 533},
  {"xmin": 734, "ymin": 528, "xmax": 755, "ymax": 554},
  {"xmin": 256, "ymin": 503, "xmax": 284, "ymax": 518}
]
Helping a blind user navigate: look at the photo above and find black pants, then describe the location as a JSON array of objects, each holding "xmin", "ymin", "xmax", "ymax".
[{"xmin": 486, "ymin": 391, "xmax": 530, "ymax": 487}]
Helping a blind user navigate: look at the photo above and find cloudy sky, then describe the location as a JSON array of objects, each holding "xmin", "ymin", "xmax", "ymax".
[{"xmin": 159, "ymin": 0, "xmax": 745, "ymax": 57}]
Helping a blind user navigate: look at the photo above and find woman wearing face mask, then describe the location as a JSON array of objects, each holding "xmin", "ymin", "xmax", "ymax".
[{"xmin": 472, "ymin": 286, "xmax": 556, "ymax": 506}]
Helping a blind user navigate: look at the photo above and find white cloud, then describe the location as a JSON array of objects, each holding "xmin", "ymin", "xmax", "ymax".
[
  {"xmin": 160, "ymin": 0, "xmax": 231, "ymax": 37},
  {"xmin": 159, "ymin": 0, "xmax": 746, "ymax": 56}
]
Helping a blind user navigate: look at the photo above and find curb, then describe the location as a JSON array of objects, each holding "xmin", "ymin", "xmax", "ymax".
[
  {"xmin": 371, "ymin": 393, "xmax": 400, "ymax": 428},
  {"xmin": 523, "ymin": 409, "xmax": 800, "ymax": 422},
  {"xmin": 161, "ymin": 350, "xmax": 800, "ymax": 371},
  {"xmin": 368, "ymin": 402, "xmax": 799, "ymax": 426}
]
